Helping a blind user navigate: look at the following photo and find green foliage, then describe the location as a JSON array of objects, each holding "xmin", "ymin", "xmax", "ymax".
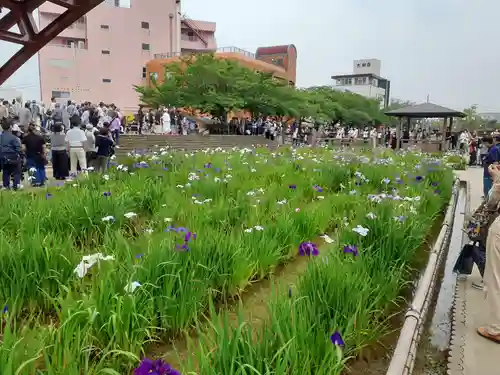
[
  {"xmin": 135, "ymin": 53, "xmax": 387, "ymax": 126},
  {"xmin": 0, "ymin": 148, "xmax": 454, "ymax": 374},
  {"xmin": 456, "ymin": 105, "xmax": 484, "ymax": 130}
]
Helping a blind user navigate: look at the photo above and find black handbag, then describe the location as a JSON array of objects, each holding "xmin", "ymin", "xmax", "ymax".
[
  {"xmin": 453, "ymin": 244, "xmax": 475, "ymax": 275},
  {"xmin": 453, "ymin": 243, "xmax": 486, "ymax": 277}
]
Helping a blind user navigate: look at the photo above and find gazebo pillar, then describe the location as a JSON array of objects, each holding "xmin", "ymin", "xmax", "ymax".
[
  {"xmin": 396, "ymin": 118, "xmax": 401, "ymax": 149},
  {"xmin": 407, "ymin": 116, "xmax": 411, "ymax": 146},
  {"xmin": 441, "ymin": 117, "xmax": 448, "ymax": 151}
]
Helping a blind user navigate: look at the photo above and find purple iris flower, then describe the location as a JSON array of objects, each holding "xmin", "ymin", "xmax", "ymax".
[
  {"xmin": 184, "ymin": 231, "xmax": 196, "ymax": 242},
  {"xmin": 134, "ymin": 358, "xmax": 181, "ymax": 375},
  {"xmin": 2, "ymin": 305, "xmax": 7, "ymax": 314},
  {"xmin": 135, "ymin": 253, "xmax": 144, "ymax": 259},
  {"xmin": 343, "ymin": 245, "xmax": 358, "ymax": 256},
  {"xmin": 298, "ymin": 242, "xmax": 319, "ymax": 257},
  {"xmin": 45, "ymin": 193, "xmax": 52, "ymax": 199},
  {"xmin": 434, "ymin": 189, "xmax": 441, "ymax": 194},
  {"xmin": 330, "ymin": 331, "xmax": 345, "ymax": 346},
  {"xmin": 415, "ymin": 176, "xmax": 423, "ymax": 181},
  {"xmin": 313, "ymin": 185, "xmax": 323, "ymax": 193},
  {"xmin": 103, "ymin": 191, "xmax": 111, "ymax": 197},
  {"xmin": 163, "ymin": 167, "xmax": 169, "ymax": 171},
  {"xmin": 204, "ymin": 163, "xmax": 212, "ymax": 169},
  {"xmin": 289, "ymin": 184, "xmax": 297, "ymax": 189},
  {"xmin": 431, "ymin": 182, "xmax": 439, "ymax": 187},
  {"xmin": 176, "ymin": 243, "xmax": 190, "ymax": 251}
]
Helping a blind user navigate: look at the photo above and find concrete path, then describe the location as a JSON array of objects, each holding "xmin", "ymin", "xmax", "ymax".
[{"xmin": 449, "ymin": 168, "xmax": 497, "ymax": 375}]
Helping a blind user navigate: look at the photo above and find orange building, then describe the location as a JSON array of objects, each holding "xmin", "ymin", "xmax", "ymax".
[{"xmin": 145, "ymin": 45, "xmax": 297, "ymax": 87}]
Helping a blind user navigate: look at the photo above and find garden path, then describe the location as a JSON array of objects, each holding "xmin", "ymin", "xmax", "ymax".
[{"xmin": 450, "ymin": 168, "xmax": 497, "ymax": 375}]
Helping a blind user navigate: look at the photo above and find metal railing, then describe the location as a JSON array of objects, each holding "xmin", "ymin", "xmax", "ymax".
[
  {"xmin": 181, "ymin": 14, "xmax": 207, "ymax": 46},
  {"xmin": 154, "ymin": 46, "xmax": 255, "ymax": 60}
]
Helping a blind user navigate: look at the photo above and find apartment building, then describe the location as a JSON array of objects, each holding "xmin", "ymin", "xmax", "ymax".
[
  {"xmin": 331, "ymin": 59, "xmax": 391, "ymax": 107},
  {"xmin": 37, "ymin": 0, "xmax": 216, "ymax": 111}
]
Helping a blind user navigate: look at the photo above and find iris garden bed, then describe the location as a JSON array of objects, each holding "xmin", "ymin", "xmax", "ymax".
[{"xmin": 0, "ymin": 146, "xmax": 453, "ymax": 375}]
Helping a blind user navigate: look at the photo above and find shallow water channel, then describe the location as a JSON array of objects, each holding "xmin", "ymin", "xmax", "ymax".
[{"xmin": 413, "ymin": 186, "xmax": 466, "ymax": 375}]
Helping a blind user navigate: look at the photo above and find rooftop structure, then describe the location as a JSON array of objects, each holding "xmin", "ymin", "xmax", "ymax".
[
  {"xmin": 147, "ymin": 44, "xmax": 297, "ymax": 86},
  {"xmin": 37, "ymin": 0, "xmax": 216, "ymax": 111},
  {"xmin": 331, "ymin": 58, "xmax": 391, "ymax": 107}
]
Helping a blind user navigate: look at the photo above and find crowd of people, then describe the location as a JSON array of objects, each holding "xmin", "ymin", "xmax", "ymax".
[{"xmin": 0, "ymin": 98, "xmax": 121, "ymax": 190}]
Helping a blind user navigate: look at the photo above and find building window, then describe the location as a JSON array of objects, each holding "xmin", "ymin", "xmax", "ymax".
[
  {"xmin": 102, "ymin": 78, "xmax": 111, "ymax": 83},
  {"xmin": 101, "ymin": 50, "xmax": 110, "ymax": 55},
  {"xmin": 141, "ymin": 21, "xmax": 150, "ymax": 29},
  {"xmin": 100, "ymin": 24, "xmax": 110, "ymax": 29},
  {"xmin": 142, "ymin": 67, "xmax": 147, "ymax": 79},
  {"xmin": 51, "ymin": 91, "xmax": 70, "ymax": 99},
  {"xmin": 362, "ymin": 63, "xmax": 366, "ymax": 67},
  {"xmin": 357, "ymin": 64, "xmax": 361, "ymax": 68},
  {"xmin": 142, "ymin": 43, "xmax": 150, "ymax": 51},
  {"xmin": 150, "ymin": 72, "xmax": 159, "ymax": 80},
  {"xmin": 367, "ymin": 62, "xmax": 371, "ymax": 67}
]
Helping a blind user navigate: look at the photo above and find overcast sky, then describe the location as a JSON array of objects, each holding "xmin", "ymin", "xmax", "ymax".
[{"xmin": 1, "ymin": 0, "xmax": 499, "ymax": 111}]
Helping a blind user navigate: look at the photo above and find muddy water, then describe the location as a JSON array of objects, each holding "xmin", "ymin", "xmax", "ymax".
[
  {"xmin": 412, "ymin": 187, "xmax": 466, "ymax": 375},
  {"xmin": 428, "ymin": 188, "xmax": 466, "ymax": 350}
]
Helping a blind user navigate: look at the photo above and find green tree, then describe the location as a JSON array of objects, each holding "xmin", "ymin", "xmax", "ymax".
[
  {"xmin": 135, "ymin": 54, "xmax": 391, "ymax": 129},
  {"xmin": 458, "ymin": 105, "xmax": 483, "ymax": 130}
]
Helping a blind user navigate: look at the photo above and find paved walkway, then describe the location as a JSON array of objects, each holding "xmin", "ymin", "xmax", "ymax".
[{"xmin": 449, "ymin": 168, "xmax": 497, "ymax": 375}]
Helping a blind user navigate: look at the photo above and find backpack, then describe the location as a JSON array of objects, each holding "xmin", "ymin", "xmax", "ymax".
[{"xmin": 465, "ymin": 202, "xmax": 500, "ymax": 244}]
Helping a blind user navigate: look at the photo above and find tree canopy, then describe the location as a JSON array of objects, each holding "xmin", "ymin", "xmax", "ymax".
[{"xmin": 135, "ymin": 53, "xmax": 389, "ymax": 127}]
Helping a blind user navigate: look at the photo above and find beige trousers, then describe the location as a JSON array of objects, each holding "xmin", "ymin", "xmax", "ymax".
[
  {"xmin": 484, "ymin": 216, "xmax": 500, "ymax": 334},
  {"xmin": 69, "ymin": 148, "xmax": 87, "ymax": 175}
]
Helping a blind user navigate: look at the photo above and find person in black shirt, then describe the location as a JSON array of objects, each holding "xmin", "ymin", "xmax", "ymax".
[
  {"xmin": 94, "ymin": 127, "xmax": 115, "ymax": 172},
  {"xmin": 0, "ymin": 119, "xmax": 22, "ymax": 189},
  {"xmin": 138, "ymin": 106, "xmax": 144, "ymax": 135},
  {"xmin": 22, "ymin": 123, "xmax": 47, "ymax": 187}
]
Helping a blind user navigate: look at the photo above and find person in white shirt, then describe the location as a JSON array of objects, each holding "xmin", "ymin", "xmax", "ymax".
[
  {"xmin": 48, "ymin": 97, "xmax": 56, "ymax": 112},
  {"xmin": 65, "ymin": 123, "xmax": 88, "ymax": 176},
  {"xmin": 459, "ymin": 130, "xmax": 470, "ymax": 152},
  {"xmin": 370, "ymin": 128, "xmax": 378, "ymax": 148},
  {"xmin": 162, "ymin": 111, "xmax": 171, "ymax": 134}
]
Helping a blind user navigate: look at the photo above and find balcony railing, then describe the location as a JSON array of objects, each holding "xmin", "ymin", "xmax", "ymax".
[{"xmin": 153, "ymin": 46, "xmax": 255, "ymax": 60}]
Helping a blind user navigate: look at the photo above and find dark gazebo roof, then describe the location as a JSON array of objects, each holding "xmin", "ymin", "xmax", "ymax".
[{"xmin": 385, "ymin": 102, "xmax": 466, "ymax": 118}]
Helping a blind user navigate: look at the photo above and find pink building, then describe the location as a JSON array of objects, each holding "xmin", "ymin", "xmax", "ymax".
[{"xmin": 37, "ymin": 0, "xmax": 216, "ymax": 112}]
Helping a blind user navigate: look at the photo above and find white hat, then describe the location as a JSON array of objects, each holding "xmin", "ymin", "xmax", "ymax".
[{"xmin": 12, "ymin": 124, "xmax": 22, "ymax": 133}]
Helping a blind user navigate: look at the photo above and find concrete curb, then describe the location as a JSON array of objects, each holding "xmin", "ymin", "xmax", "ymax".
[{"xmin": 447, "ymin": 180, "xmax": 470, "ymax": 375}]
